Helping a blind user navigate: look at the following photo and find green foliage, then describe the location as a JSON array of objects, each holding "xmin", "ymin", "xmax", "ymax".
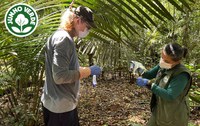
[{"xmin": 186, "ymin": 64, "xmax": 200, "ymax": 104}]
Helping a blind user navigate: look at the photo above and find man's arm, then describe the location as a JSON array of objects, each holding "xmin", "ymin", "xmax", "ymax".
[{"xmin": 52, "ymin": 37, "xmax": 80, "ymax": 84}]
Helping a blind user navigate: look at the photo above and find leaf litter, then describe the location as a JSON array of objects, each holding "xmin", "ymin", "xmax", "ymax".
[{"xmin": 78, "ymin": 78, "xmax": 200, "ymax": 126}]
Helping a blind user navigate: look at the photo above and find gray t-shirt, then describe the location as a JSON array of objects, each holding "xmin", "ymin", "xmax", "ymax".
[{"xmin": 41, "ymin": 29, "xmax": 80, "ymax": 113}]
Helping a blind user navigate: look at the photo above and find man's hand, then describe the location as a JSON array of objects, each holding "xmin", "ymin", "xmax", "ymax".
[
  {"xmin": 79, "ymin": 67, "xmax": 91, "ymax": 79},
  {"xmin": 90, "ymin": 65, "xmax": 101, "ymax": 75}
]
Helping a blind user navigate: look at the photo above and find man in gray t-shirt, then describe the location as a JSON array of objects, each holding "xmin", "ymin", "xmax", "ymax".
[{"xmin": 41, "ymin": 6, "xmax": 101, "ymax": 126}]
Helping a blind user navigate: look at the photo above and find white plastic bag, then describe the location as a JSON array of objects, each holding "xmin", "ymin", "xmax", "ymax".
[{"xmin": 130, "ymin": 61, "xmax": 146, "ymax": 75}]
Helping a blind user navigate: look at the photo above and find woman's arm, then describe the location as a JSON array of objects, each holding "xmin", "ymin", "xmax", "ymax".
[
  {"xmin": 151, "ymin": 72, "xmax": 189, "ymax": 101},
  {"xmin": 142, "ymin": 65, "xmax": 160, "ymax": 79}
]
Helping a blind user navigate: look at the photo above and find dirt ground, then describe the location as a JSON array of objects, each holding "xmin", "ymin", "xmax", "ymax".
[
  {"xmin": 78, "ymin": 78, "xmax": 200, "ymax": 126},
  {"xmin": 0, "ymin": 77, "xmax": 199, "ymax": 126}
]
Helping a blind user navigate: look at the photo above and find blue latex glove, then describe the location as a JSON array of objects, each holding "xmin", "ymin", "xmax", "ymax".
[
  {"xmin": 90, "ymin": 65, "xmax": 101, "ymax": 75},
  {"xmin": 136, "ymin": 77, "xmax": 149, "ymax": 86}
]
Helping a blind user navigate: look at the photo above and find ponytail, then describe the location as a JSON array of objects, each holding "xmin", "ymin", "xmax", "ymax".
[{"xmin": 182, "ymin": 47, "xmax": 188, "ymax": 58}]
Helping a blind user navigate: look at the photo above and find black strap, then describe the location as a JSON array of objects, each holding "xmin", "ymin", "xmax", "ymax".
[
  {"xmin": 150, "ymin": 69, "xmax": 166, "ymax": 112},
  {"xmin": 150, "ymin": 93, "xmax": 157, "ymax": 112},
  {"xmin": 150, "ymin": 69, "xmax": 192, "ymax": 112}
]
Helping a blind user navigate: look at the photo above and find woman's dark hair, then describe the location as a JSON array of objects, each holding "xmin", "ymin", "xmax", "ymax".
[{"xmin": 164, "ymin": 43, "xmax": 188, "ymax": 61}]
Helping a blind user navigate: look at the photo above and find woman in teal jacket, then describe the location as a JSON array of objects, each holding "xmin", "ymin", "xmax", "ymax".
[{"xmin": 136, "ymin": 43, "xmax": 192, "ymax": 126}]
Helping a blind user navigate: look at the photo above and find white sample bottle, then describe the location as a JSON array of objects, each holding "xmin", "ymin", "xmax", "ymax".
[{"xmin": 92, "ymin": 75, "xmax": 97, "ymax": 87}]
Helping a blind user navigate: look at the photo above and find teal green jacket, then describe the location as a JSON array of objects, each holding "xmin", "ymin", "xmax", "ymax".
[
  {"xmin": 143, "ymin": 65, "xmax": 189, "ymax": 100},
  {"xmin": 143, "ymin": 64, "xmax": 191, "ymax": 126}
]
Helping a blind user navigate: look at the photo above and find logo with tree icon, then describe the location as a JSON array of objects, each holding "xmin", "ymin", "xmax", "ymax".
[{"xmin": 5, "ymin": 3, "xmax": 38, "ymax": 37}]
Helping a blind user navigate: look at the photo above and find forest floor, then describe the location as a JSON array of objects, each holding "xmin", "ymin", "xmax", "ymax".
[
  {"xmin": 0, "ymin": 77, "xmax": 199, "ymax": 126},
  {"xmin": 78, "ymin": 78, "xmax": 200, "ymax": 126}
]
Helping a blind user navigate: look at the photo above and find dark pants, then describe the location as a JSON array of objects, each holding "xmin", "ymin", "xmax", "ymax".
[{"xmin": 42, "ymin": 106, "xmax": 80, "ymax": 126}]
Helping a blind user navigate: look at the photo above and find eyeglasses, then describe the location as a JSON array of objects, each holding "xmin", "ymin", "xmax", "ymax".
[
  {"xmin": 79, "ymin": 17, "xmax": 91, "ymax": 30},
  {"xmin": 85, "ymin": 21, "xmax": 91, "ymax": 30}
]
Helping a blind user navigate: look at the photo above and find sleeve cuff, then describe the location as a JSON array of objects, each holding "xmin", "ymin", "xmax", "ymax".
[{"xmin": 151, "ymin": 83, "xmax": 156, "ymax": 90}]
